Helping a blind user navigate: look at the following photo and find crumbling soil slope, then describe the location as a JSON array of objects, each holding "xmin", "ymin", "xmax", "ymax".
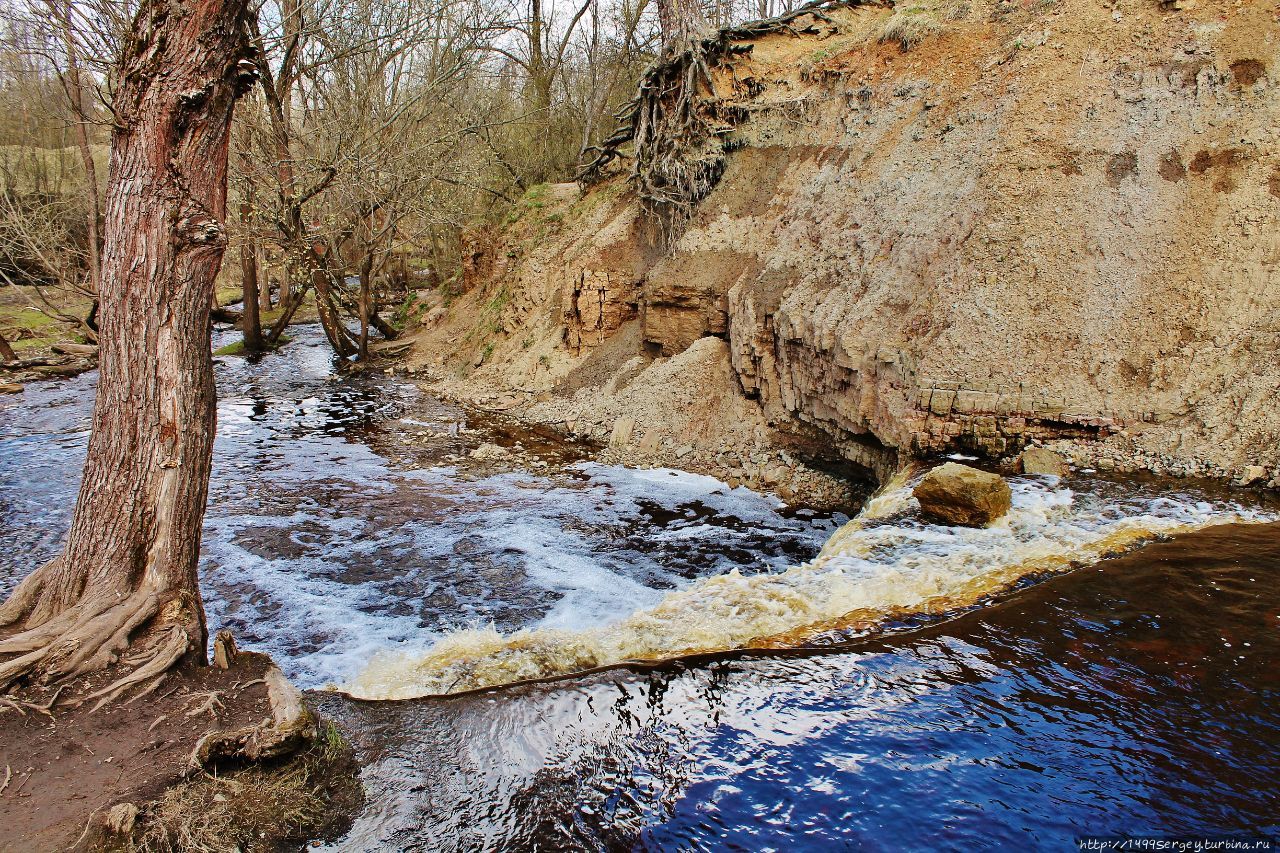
[{"xmin": 409, "ymin": 0, "xmax": 1280, "ymax": 490}]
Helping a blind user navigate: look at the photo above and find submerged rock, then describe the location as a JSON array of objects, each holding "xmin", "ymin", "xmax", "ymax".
[
  {"xmin": 1018, "ymin": 447, "xmax": 1069, "ymax": 477},
  {"xmin": 913, "ymin": 462, "xmax": 1012, "ymax": 527}
]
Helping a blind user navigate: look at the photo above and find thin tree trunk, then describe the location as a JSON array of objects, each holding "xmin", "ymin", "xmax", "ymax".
[
  {"xmin": 357, "ymin": 255, "xmax": 372, "ymax": 361},
  {"xmin": 277, "ymin": 259, "xmax": 291, "ymax": 307},
  {"xmin": 257, "ymin": 244, "xmax": 272, "ymax": 312},
  {"xmin": 0, "ymin": 0, "xmax": 254, "ymax": 697},
  {"xmin": 265, "ymin": 278, "xmax": 307, "ymax": 345},
  {"xmin": 48, "ymin": 0, "xmax": 102, "ymax": 296},
  {"xmin": 240, "ymin": 200, "xmax": 262, "ymax": 351},
  {"xmin": 312, "ymin": 266, "xmax": 356, "ymax": 358}
]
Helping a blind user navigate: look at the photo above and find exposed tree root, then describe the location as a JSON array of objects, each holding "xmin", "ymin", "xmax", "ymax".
[
  {"xmin": 0, "ymin": 686, "xmax": 63, "ymax": 717},
  {"xmin": 183, "ymin": 690, "xmax": 225, "ymax": 719},
  {"xmin": 125, "ymin": 673, "xmax": 168, "ymax": 706},
  {"xmin": 84, "ymin": 628, "xmax": 191, "ymax": 712},
  {"xmin": 0, "ymin": 561, "xmax": 202, "ymax": 706},
  {"xmin": 191, "ymin": 666, "xmax": 317, "ymax": 767},
  {"xmin": 577, "ymin": 0, "xmax": 886, "ymax": 239},
  {"xmin": 71, "ymin": 806, "xmax": 105, "ymax": 850}
]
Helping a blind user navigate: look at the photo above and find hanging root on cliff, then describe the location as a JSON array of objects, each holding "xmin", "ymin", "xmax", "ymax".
[
  {"xmin": 0, "ymin": 558, "xmax": 201, "ymax": 707},
  {"xmin": 577, "ymin": 0, "xmax": 887, "ymax": 239}
]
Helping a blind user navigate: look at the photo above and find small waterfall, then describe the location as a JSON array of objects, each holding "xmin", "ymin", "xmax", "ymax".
[{"xmin": 345, "ymin": 469, "xmax": 1274, "ymax": 700}]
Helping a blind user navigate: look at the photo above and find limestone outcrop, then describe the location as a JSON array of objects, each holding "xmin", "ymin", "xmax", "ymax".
[{"xmin": 407, "ymin": 0, "xmax": 1280, "ymax": 494}]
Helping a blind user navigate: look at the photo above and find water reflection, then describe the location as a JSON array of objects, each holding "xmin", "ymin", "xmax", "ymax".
[{"xmin": 315, "ymin": 521, "xmax": 1280, "ymax": 850}]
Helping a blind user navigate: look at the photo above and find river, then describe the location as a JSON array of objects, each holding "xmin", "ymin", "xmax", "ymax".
[{"xmin": 1, "ymin": 324, "xmax": 1277, "ymax": 850}]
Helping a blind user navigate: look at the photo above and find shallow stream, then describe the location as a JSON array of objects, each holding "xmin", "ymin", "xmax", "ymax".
[{"xmin": 1, "ymin": 325, "xmax": 1277, "ymax": 849}]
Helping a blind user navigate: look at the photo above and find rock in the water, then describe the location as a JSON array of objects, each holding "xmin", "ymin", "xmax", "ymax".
[
  {"xmin": 1018, "ymin": 446, "xmax": 1069, "ymax": 477},
  {"xmin": 0, "ymin": 383, "xmax": 22, "ymax": 394},
  {"xmin": 912, "ymin": 462, "xmax": 1012, "ymax": 527}
]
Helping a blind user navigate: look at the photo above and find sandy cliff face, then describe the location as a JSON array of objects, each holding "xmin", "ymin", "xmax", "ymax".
[{"xmin": 409, "ymin": 0, "xmax": 1280, "ymax": 489}]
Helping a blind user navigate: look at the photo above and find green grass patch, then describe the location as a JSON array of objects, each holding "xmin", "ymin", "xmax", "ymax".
[
  {"xmin": 521, "ymin": 183, "xmax": 550, "ymax": 208},
  {"xmin": 215, "ymin": 286, "xmax": 244, "ymax": 306},
  {"xmin": 0, "ymin": 304, "xmax": 74, "ymax": 352},
  {"xmin": 391, "ymin": 291, "xmax": 423, "ymax": 331},
  {"xmin": 213, "ymin": 334, "xmax": 292, "ymax": 356}
]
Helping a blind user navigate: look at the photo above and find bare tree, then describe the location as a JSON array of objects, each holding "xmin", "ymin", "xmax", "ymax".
[
  {"xmin": 239, "ymin": 197, "xmax": 263, "ymax": 351},
  {"xmin": 0, "ymin": 0, "xmax": 255, "ymax": 699},
  {"xmin": 43, "ymin": 0, "xmax": 103, "ymax": 295}
]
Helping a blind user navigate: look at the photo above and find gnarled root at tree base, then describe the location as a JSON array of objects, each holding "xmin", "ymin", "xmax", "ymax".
[{"xmin": 0, "ymin": 560, "xmax": 201, "ymax": 708}]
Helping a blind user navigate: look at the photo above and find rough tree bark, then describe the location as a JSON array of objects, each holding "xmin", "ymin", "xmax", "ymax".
[
  {"xmin": 257, "ymin": 244, "xmax": 272, "ymax": 312},
  {"xmin": 657, "ymin": 0, "xmax": 709, "ymax": 48},
  {"xmin": 0, "ymin": 0, "xmax": 254, "ymax": 702},
  {"xmin": 357, "ymin": 254, "xmax": 373, "ymax": 361}
]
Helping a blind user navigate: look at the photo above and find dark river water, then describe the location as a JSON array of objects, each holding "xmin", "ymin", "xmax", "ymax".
[{"xmin": 1, "ymin": 325, "xmax": 1277, "ymax": 850}]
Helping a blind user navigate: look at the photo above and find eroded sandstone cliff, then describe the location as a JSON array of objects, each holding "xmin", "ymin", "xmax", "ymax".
[{"xmin": 407, "ymin": 0, "xmax": 1280, "ymax": 493}]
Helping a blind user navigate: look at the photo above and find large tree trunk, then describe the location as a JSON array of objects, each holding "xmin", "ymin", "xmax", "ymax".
[
  {"xmin": 657, "ymin": 0, "xmax": 709, "ymax": 48},
  {"xmin": 0, "ymin": 0, "xmax": 253, "ymax": 701}
]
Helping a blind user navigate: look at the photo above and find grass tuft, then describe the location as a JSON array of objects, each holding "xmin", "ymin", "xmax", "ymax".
[
  {"xmin": 877, "ymin": 5, "xmax": 948, "ymax": 51},
  {"xmin": 123, "ymin": 727, "xmax": 362, "ymax": 853}
]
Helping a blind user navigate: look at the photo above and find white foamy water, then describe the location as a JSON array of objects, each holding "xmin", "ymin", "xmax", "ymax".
[
  {"xmin": 0, "ymin": 327, "xmax": 842, "ymax": 692},
  {"xmin": 3, "ymin": 326, "xmax": 1272, "ymax": 703},
  {"xmin": 199, "ymin": 460, "xmax": 841, "ymax": 690},
  {"xmin": 345, "ymin": 471, "xmax": 1276, "ymax": 699}
]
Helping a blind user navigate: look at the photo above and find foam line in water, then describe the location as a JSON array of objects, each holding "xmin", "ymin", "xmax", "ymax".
[
  {"xmin": 344, "ymin": 472, "xmax": 1275, "ymax": 700},
  {"xmin": 196, "ymin": 460, "xmax": 836, "ymax": 689}
]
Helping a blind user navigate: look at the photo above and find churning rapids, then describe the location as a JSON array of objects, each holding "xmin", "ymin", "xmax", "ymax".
[{"xmin": 2, "ymin": 324, "xmax": 1279, "ymax": 849}]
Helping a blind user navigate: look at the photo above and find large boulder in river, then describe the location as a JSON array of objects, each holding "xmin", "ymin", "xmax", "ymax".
[{"xmin": 912, "ymin": 463, "xmax": 1012, "ymax": 527}]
